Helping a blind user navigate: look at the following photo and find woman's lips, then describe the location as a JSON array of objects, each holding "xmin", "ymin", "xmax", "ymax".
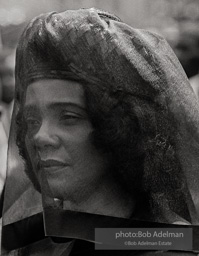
[{"xmin": 38, "ymin": 159, "xmax": 67, "ymax": 171}]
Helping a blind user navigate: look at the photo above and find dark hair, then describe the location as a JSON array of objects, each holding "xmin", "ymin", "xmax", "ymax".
[{"xmin": 82, "ymin": 82, "xmax": 188, "ymax": 222}]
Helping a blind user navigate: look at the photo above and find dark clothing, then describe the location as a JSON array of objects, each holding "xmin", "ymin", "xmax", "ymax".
[
  {"xmin": 2, "ymin": 212, "xmax": 199, "ymax": 255},
  {"xmin": 2, "ymin": 238, "xmax": 199, "ymax": 256}
]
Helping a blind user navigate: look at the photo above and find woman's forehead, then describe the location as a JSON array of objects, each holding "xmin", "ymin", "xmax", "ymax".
[{"xmin": 24, "ymin": 79, "xmax": 86, "ymax": 109}]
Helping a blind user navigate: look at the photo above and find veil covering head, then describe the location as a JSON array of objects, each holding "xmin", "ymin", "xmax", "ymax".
[{"xmin": 2, "ymin": 7, "xmax": 199, "ymax": 254}]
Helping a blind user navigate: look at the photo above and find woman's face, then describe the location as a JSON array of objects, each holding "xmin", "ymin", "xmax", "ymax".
[{"xmin": 24, "ymin": 79, "xmax": 109, "ymax": 202}]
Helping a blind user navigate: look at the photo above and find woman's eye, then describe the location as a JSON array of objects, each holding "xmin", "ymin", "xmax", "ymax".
[{"xmin": 60, "ymin": 112, "xmax": 80, "ymax": 121}]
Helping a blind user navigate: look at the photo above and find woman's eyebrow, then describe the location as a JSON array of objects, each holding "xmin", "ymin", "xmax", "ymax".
[
  {"xmin": 23, "ymin": 102, "xmax": 86, "ymax": 114},
  {"xmin": 47, "ymin": 102, "xmax": 86, "ymax": 112}
]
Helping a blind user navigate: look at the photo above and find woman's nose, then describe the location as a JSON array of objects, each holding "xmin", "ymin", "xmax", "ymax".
[{"xmin": 33, "ymin": 121, "xmax": 60, "ymax": 149}]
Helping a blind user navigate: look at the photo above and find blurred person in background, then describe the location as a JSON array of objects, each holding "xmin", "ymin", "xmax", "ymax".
[
  {"xmin": 2, "ymin": 8, "xmax": 199, "ymax": 256},
  {"xmin": 166, "ymin": 23, "xmax": 199, "ymax": 99}
]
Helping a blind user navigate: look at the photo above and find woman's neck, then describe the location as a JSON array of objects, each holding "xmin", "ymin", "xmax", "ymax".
[{"xmin": 63, "ymin": 178, "xmax": 135, "ymax": 219}]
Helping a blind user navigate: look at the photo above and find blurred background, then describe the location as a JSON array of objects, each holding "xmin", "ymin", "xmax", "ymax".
[{"xmin": 0, "ymin": 0, "xmax": 199, "ymax": 215}]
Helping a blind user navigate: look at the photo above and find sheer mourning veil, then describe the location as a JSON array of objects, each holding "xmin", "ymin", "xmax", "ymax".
[{"xmin": 2, "ymin": 7, "xmax": 199, "ymax": 254}]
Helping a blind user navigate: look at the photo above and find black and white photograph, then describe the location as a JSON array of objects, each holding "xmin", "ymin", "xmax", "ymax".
[{"xmin": 0, "ymin": 0, "xmax": 199, "ymax": 255}]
